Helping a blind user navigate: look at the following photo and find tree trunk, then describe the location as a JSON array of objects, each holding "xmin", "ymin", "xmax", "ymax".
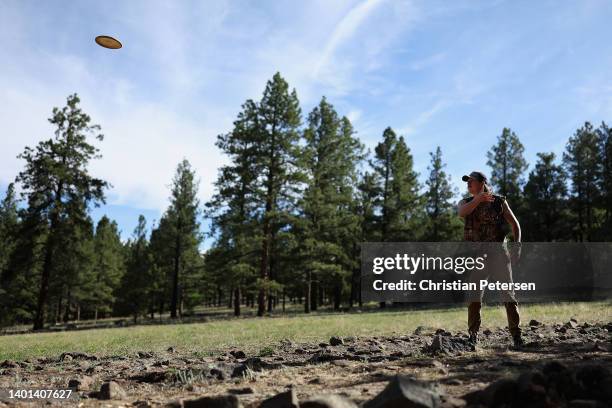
[
  {"xmin": 234, "ymin": 286, "xmax": 241, "ymax": 317},
  {"xmin": 333, "ymin": 283, "xmax": 341, "ymax": 310},
  {"xmin": 258, "ymin": 220, "xmax": 270, "ymax": 316},
  {"xmin": 311, "ymin": 280, "xmax": 318, "ymax": 311},
  {"xmin": 170, "ymin": 233, "xmax": 181, "ymax": 318},
  {"xmin": 34, "ymin": 230, "xmax": 57, "ymax": 330},
  {"xmin": 305, "ymin": 271, "xmax": 311, "ymax": 313},
  {"xmin": 63, "ymin": 288, "xmax": 71, "ymax": 323}
]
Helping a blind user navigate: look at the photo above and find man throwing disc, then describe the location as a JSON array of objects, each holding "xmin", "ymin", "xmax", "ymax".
[{"xmin": 457, "ymin": 171, "xmax": 524, "ymax": 349}]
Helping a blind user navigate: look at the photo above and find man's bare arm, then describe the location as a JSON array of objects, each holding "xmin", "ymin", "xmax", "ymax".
[
  {"xmin": 502, "ymin": 200, "xmax": 521, "ymax": 242},
  {"xmin": 457, "ymin": 192, "xmax": 494, "ymax": 218}
]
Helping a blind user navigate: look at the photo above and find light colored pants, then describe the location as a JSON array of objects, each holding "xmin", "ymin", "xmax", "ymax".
[{"xmin": 466, "ymin": 246, "xmax": 521, "ymax": 336}]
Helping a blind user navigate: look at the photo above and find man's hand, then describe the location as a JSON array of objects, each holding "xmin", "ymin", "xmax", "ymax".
[{"xmin": 475, "ymin": 192, "xmax": 494, "ymax": 204}]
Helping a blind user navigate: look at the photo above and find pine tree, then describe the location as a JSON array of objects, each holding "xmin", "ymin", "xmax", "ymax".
[
  {"xmin": 166, "ymin": 159, "xmax": 202, "ymax": 318},
  {"xmin": 297, "ymin": 98, "xmax": 364, "ymax": 312},
  {"xmin": 0, "ymin": 184, "xmax": 19, "ymax": 278},
  {"xmin": 115, "ymin": 215, "xmax": 150, "ymax": 322},
  {"xmin": 424, "ymin": 147, "xmax": 462, "ymax": 241},
  {"xmin": 486, "ymin": 128, "xmax": 528, "ymax": 205},
  {"xmin": 523, "ymin": 153, "xmax": 568, "ymax": 241},
  {"xmin": 148, "ymin": 216, "xmax": 173, "ymax": 318},
  {"xmin": 88, "ymin": 216, "xmax": 125, "ymax": 321},
  {"xmin": 15, "ymin": 93, "xmax": 108, "ymax": 329},
  {"xmin": 206, "ymin": 99, "xmax": 261, "ymax": 316},
  {"xmin": 563, "ymin": 122, "xmax": 603, "ymax": 241},
  {"xmin": 596, "ymin": 122, "xmax": 612, "ymax": 238},
  {"xmin": 52, "ymin": 214, "xmax": 95, "ymax": 322},
  {"xmin": 351, "ymin": 170, "xmax": 380, "ymax": 307},
  {"xmin": 371, "ymin": 127, "xmax": 422, "ymax": 241},
  {"xmin": 254, "ymin": 72, "xmax": 302, "ymax": 316}
]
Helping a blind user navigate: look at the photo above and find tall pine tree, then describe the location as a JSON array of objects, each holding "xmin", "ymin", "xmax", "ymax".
[
  {"xmin": 523, "ymin": 153, "xmax": 568, "ymax": 241},
  {"xmin": 563, "ymin": 122, "xmax": 602, "ymax": 241},
  {"xmin": 115, "ymin": 215, "xmax": 150, "ymax": 322},
  {"xmin": 254, "ymin": 72, "xmax": 302, "ymax": 316},
  {"xmin": 371, "ymin": 127, "xmax": 422, "ymax": 242},
  {"xmin": 15, "ymin": 93, "xmax": 108, "ymax": 329},
  {"xmin": 297, "ymin": 98, "xmax": 363, "ymax": 312},
  {"xmin": 87, "ymin": 216, "xmax": 125, "ymax": 321},
  {"xmin": 166, "ymin": 159, "xmax": 202, "ymax": 318},
  {"xmin": 424, "ymin": 147, "xmax": 462, "ymax": 241},
  {"xmin": 486, "ymin": 128, "xmax": 528, "ymax": 205},
  {"xmin": 206, "ymin": 100, "xmax": 261, "ymax": 316}
]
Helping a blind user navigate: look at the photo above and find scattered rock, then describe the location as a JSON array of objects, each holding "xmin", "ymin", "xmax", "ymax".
[
  {"xmin": 130, "ymin": 370, "xmax": 169, "ymax": 383},
  {"xmin": 529, "ymin": 319, "xmax": 542, "ymax": 326},
  {"xmin": 228, "ymin": 387, "xmax": 254, "ymax": 395},
  {"xmin": 183, "ymin": 394, "xmax": 242, "ymax": 408},
  {"xmin": 230, "ymin": 350, "xmax": 246, "ymax": 359},
  {"xmin": 330, "ymin": 336, "xmax": 344, "ymax": 346},
  {"xmin": 260, "ymin": 389, "xmax": 299, "ymax": 408},
  {"xmin": 364, "ymin": 375, "xmax": 444, "ymax": 408},
  {"xmin": 301, "ymin": 394, "xmax": 357, "ymax": 408},
  {"xmin": 231, "ymin": 357, "xmax": 282, "ymax": 377},
  {"xmin": 464, "ymin": 363, "xmax": 612, "ymax": 407},
  {"xmin": 167, "ymin": 346, "xmax": 176, "ymax": 353},
  {"xmin": 427, "ymin": 335, "xmax": 473, "ymax": 355},
  {"xmin": 565, "ymin": 319, "xmax": 579, "ymax": 329},
  {"xmin": 67, "ymin": 375, "xmax": 94, "ymax": 391},
  {"xmin": 137, "ymin": 351, "xmax": 154, "ymax": 358},
  {"xmin": 60, "ymin": 352, "xmax": 97, "ymax": 361},
  {"xmin": 0, "ymin": 360, "xmax": 18, "ymax": 368},
  {"xmin": 98, "ymin": 381, "xmax": 126, "ymax": 400}
]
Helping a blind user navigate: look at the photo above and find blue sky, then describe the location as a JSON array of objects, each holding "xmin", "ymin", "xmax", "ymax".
[{"xmin": 1, "ymin": 0, "xmax": 611, "ymax": 245}]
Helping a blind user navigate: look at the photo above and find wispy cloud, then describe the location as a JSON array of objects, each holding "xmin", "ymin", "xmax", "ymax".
[{"xmin": 312, "ymin": 0, "xmax": 386, "ymax": 78}]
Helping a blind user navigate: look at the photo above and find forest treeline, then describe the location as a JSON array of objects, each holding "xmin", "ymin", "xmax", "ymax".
[{"xmin": 0, "ymin": 72, "xmax": 611, "ymax": 328}]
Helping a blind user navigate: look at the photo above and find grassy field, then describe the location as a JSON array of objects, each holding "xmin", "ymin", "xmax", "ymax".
[{"xmin": 0, "ymin": 301, "xmax": 609, "ymax": 361}]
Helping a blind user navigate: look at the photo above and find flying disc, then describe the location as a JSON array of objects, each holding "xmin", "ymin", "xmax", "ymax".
[{"xmin": 95, "ymin": 35, "xmax": 122, "ymax": 49}]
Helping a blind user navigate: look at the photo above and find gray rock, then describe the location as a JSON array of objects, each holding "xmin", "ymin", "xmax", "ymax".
[
  {"xmin": 183, "ymin": 394, "xmax": 242, "ymax": 408},
  {"xmin": 0, "ymin": 360, "xmax": 18, "ymax": 368},
  {"xmin": 428, "ymin": 335, "xmax": 472, "ymax": 355},
  {"xmin": 231, "ymin": 357, "xmax": 282, "ymax": 377},
  {"xmin": 98, "ymin": 381, "xmax": 126, "ymax": 400},
  {"xmin": 67, "ymin": 375, "xmax": 94, "ymax": 391},
  {"xmin": 364, "ymin": 375, "xmax": 444, "ymax": 408},
  {"xmin": 260, "ymin": 389, "xmax": 299, "ymax": 408},
  {"xmin": 301, "ymin": 394, "xmax": 357, "ymax": 408},
  {"xmin": 565, "ymin": 319, "xmax": 578, "ymax": 329},
  {"xmin": 228, "ymin": 387, "xmax": 254, "ymax": 395},
  {"xmin": 330, "ymin": 336, "xmax": 344, "ymax": 346}
]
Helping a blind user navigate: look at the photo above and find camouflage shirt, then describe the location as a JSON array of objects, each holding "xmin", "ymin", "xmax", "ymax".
[{"xmin": 459, "ymin": 195, "xmax": 507, "ymax": 242}]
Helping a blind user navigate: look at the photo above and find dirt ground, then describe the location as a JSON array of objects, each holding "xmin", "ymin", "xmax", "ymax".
[{"xmin": 0, "ymin": 319, "xmax": 610, "ymax": 407}]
